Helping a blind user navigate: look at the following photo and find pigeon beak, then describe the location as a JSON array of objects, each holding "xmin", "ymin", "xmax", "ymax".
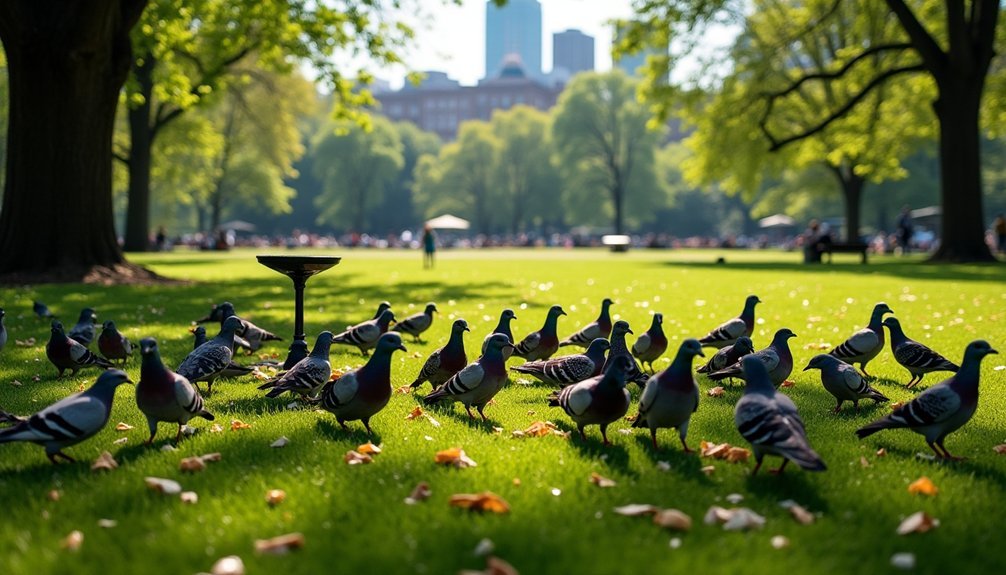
[
  {"xmin": 989, "ymin": 348, "xmax": 999, "ymax": 355},
  {"xmin": 697, "ymin": 350, "xmax": 705, "ymax": 357},
  {"xmin": 802, "ymin": 365, "xmax": 811, "ymax": 371},
  {"xmin": 398, "ymin": 344, "xmax": 408, "ymax": 352},
  {"xmin": 627, "ymin": 328, "xmax": 634, "ymax": 335},
  {"xmin": 141, "ymin": 346, "xmax": 153, "ymax": 355},
  {"xmin": 463, "ymin": 327, "xmax": 471, "ymax": 332}
]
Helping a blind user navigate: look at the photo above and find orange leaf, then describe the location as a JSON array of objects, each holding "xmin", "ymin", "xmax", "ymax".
[
  {"xmin": 91, "ymin": 451, "xmax": 118, "ymax": 472},
  {"xmin": 589, "ymin": 472, "xmax": 616, "ymax": 488},
  {"xmin": 907, "ymin": 477, "xmax": 939, "ymax": 496},
  {"xmin": 993, "ymin": 444, "xmax": 1006, "ymax": 455},
  {"xmin": 514, "ymin": 421, "xmax": 559, "ymax": 438},
  {"xmin": 435, "ymin": 447, "xmax": 477, "ymax": 468},
  {"xmin": 725, "ymin": 447, "xmax": 751, "ymax": 463},
  {"xmin": 230, "ymin": 419, "xmax": 251, "ymax": 431},
  {"xmin": 405, "ymin": 482, "xmax": 432, "ymax": 504},
  {"xmin": 357, "ymin": 442, "xmax": 382, "ymax": 455},
  {"xmin": 344, "ymin": 450, "xmax": 373, "ymax": 465},
  {"xmin": 254, "ymin": 532, "xmax": 305, "ymax": 555},
  {"xmin": 707, "ymin": 386, "xmax": 725, "ymax": 397},
  {"xmin": 448, "ymin": 492, "xmax": 510, "ymax": 514},
  {"xmin": 897, "ymin": 511, "xmax": 939, "ymax": 535},
  {"xmin": 652, "ymin": 509, "xmax": 692, "ymax": 531},
  {"xmin": 115, "ymin": 422, "xmax": 134, "ymax": 432},
  {"xmin": 266, "ymin": 489, "xmax": 287, "ymax": 507},
  {"xmin": 406, "ymin": 406, "xmax": 424, "ymax": 420},
  {"xmin": 179, "ymin": 456, "xmax": 207, "ymax": 473},
  {"xmin": 61, "ymin": 530, "xmax": 84, "ymax": 552},
  {"xmin": 876, "ymin": 448, "xmax": 887, "ymax": 457},
  {"xmin": 395, "ymin": 385, "xmax": 413, "ymax": 394},
  {"xmin": 613, "ymin": 504, "xmax": 660, "ymax": 516}
]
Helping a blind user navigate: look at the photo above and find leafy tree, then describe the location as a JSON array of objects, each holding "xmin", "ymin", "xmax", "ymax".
[
  {"xmin": 490, "ymin": 105, "xmax": 562, "ymax": 234},
  {"xmin": 312, "ymin": 115, "xmax": 404, "ymax": 233},
  {"xmin": 623, "ymin": 0, "xmax": 1002, "ymax": 261},
  {"xmin": 552, "ymin": 71, "xmax": 664, "ymax": 234},
  {"xmin": 372, "ymin": 121, "xmax": 441, "ymax": 235}
]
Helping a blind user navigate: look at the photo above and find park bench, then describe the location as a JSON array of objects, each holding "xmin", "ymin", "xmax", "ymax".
[{"xmin": 821, "ymin": 242, "xmax": 869, "ymax": 264}]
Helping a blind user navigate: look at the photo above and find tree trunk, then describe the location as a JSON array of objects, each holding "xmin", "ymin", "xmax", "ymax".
[
  {"xmin": 930, "ymin": 81, "xmax": 994, "ymax": 262},
  {"xmin": 612, "ymin": 184, "xmax": 624, "ymax": 235},
  {"xmin": 0, "ymin": 0, "xmax": 149, "ymax": 282},
  {"xmin": 829, "ymin": 164, "xmax": 865, "ymax": 243},
  {"xmin": 123, "ymin": 51, "xmax": 155, "ymax": 252}
]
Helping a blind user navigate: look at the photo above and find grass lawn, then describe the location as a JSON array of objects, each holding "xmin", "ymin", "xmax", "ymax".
[{"xmin": 1, "ymin": 248, "xmax": 1004, "ymax": 575}]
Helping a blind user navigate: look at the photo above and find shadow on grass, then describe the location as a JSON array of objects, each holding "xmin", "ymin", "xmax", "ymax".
[
  {"xmin": 656, "ymin": 258, "xmax": 1006, "ymax": 283},
  {"xmin": 632, "ymin": 432, "xmax": 716, "ymax": 485},
  {"xmin": 315, "ymin": 418, "xmax": 380, "ymax": 443}
]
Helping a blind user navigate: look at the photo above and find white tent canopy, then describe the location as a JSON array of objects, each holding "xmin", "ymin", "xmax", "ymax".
[
  {"xmin": 425, "ymin": 214, "xmax": 470, "ymax": 230},
  {"xmin": 758, "ymin": 214, "xmax": 796, "ymax": 229}
]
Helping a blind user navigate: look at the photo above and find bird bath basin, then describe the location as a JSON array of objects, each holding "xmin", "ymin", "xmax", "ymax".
[{"xmin": 257, "ymin": 255, "xmax": 340, "ymax": 363}]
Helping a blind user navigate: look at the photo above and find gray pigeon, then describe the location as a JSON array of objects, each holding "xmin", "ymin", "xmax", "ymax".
[
  {"xmin": 884, "ymin": 317, "xmax": 959, "ymax": 388},
  {"xmin": 511, "ymin": 338, "xmax": 609, "ymax": 387},
  {"xmin": 194, "ymin": 303, "xmax": 225, "ymax": 324},
  {"xmin": 319, "ymin": 333, "xmax": 407, "ymax": 434},
  {"xmin": 410, "ymin": 319, "xmax": 469, "ymax": 389},
  {"xmin": 218, "ymin": 302, "xmax": 282, "ymax": 352},
  {"xmin": 395, "ymin": 303, "xmax": 438, "ymax": 342},
  {"xmin": 482, "ymin": 308, "xmax": 516, "ymax": 359},
  {"xmin": 282, "ymin": 339, "xmax": 310, "ymax": 370},
  {"xmin": 734, "ymin": 356, "xmax": 826, "ymax": 475},
  {"xmin": 176, "ymin": 316, "xmax": 242, "ymax": 394},
  {"xmin": 193, "ymin": 303, "xmax": 255, "ymax": 353},
  {"xmin": 513, "ymin": 305, "xmax": 566, "ymax": 361},
  {"xmin": 33, "ymin": 301, "xmax": 54, "ymax": 320},
  {"xmin": 548, "ymin": 355, "xmax": 632, "ymax": 444},
  {"xmin": 191, "ymin": 325, "xmax": 252, "ymax": 379},
  {"xmin": 333, "ymin": 309, "xmax": 396, "ymax": 356},
  {"xmin": 67, "ymin": 307, "xmax": 98, "ymax": 347},
  {"xmin": 856, "ymin": 340, "xmax": 997, "ymax": 459},
  {"xmin": 0, "ymin": 370, "xmax": 132, "ymax": 463},
  {"xmin": 559, "ymin": 298, "xmax": 613, "ymax": 348},
  {"xmin": 697, "ymin": 336, "xmax": 754, "ymax": 379},
  {"xmin": 708, "ymin": 328, "xmax": 796, "ymax": 387},
  {"xmin": 97, "ymin": 320, "xmax": 132, "ymax": 365},
  {"xmin": 136, "ymin": 338, "xmax": 214, "ymax": 443},
  {"xmin": 372, "ymin": 301, "xmax": 392, "ymax": 320},
  {"xmin": 804, "ymin": 354, "xmax": 889, "ymax": 413},
  {"xmin": 0, "ymin": 308, "xmax": 7, "ymax": 352},
  {"xmin": 698, "ymin": 295, "xmax": 760, "ymax": 349},
  {"xmin": 423, "ymin": 333, "xmax": 515, "ymax": 420},
  {"xmin": 258, "ymin": 332, "xmax": 334, "ymax": 399},
  {"xmin": 631, "ymin": 339, "xmax": 704, "ymax": 451},
  {"xmin": 631, "ymin": 313, "xmax": 668, "ymax": 372},
  {"xmin": 601, "ymin": 320, "xmax": 649, "ymax": 387},
  {"xmin": 828, "ymin": 302, "xmax": 893, "ymax": 378},
  {"xmin": 46, "ymin": 320, "xmax": 113, "ymax": 377}
]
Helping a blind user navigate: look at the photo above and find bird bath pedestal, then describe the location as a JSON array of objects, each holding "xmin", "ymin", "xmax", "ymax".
[{"xmin": 257, "ymin": 255, "xmax": 340, "ymax": 364}]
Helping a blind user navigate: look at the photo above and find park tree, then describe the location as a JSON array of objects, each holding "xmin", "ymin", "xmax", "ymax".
[
  {"xmin": 552, "ymin": 71, "xmax": 664, "ymax": 234},
  {"xmin": 372, "ymin": 121, "xmax": 441, "ymax": 235},
  {"xmin": 622, "ymin": 0, "xmax": 1002, "ymax": 261},
  {"xmin": 312, "ymin": 115, "xmax": 404, "ymax": 233},
  {"xmin": 490, "ymin": 105, "xmax": 562, "ymax": 234}
]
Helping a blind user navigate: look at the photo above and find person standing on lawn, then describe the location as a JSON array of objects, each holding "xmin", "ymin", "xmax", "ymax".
[{"xmin": 422, "ymin": 225, "xmax": 436, "ymax": 269}]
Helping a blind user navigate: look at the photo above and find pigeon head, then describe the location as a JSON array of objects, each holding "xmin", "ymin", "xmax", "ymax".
[
  {"xmin": 548, "ymin": 305, "xmax": 566, "ymax": 318},
  {"xmin": 678, "ymin": 338, "xmax": 705, "ymax": 358},
  {"xmin": 612, "ymin": 320, "xmax": 633, "ymax": 336},
  {"xmin": 139, "ymin": 337, "xmax": 159, "ymax": 356},
  {"xmin": 964, "ymin": 340, "xmax": 998, "ymax": 361},
  {"xmin": 0, "ymin": 308, "xmax": 5, "ymax": 320},
  {"xmin": 376, "ymin": 332, "xmax": 407, "ymax": 353},
  {"xmin": 451, "ymin": 319, "xmax": 470, "ymax": 333},
  {"xmin": 312, "ymin": 331, "xmax": 335, "ymax": 353},
  {"xmin": 501, "ymin": 309, "xmax": 516, "ymax": 321},
  {"xmin": 652, "ymin": 312, "xmax": 663, "ymax": 325},
  {"xmin": 803, "ymin": 353, "xmax": 836, "ymax": 371},
  {"xmin": 601, "ymin": 298, "xmax": 614, "ymax": 308},
  {"xmin": 79, "ymin": 307, "xmax": 97, "ymax": 323},
  {"xmin": 221, "ymin": 316, "xmax": 243, "ymax": 334},
  {"xmin": 378, "ymin": 309, "xmax": 396, "ymax": 326},
  {"xmin": 51, "ymin": 320, "xmax": 65, "ymax": 334},
  {"xmin": 424, "ymin": 303, "xmax": 438, "ymax": 315},
  {"xmin": 746, "ymin": 295, "xmax": 762, "ymax": 308},
  {"xmin": 873, "ymin": 302, "xmax": 894, "ymax": 316},
  {"xmin": 881, "ymin": 317, "xmax": 902, "ymax": 331},
  {"xmin": 485, "ymin": 333, "xmax": 516, "ymax": 352},
  {"xmin": 102, "ymin": 320, "xmax": 117, "ymax": 332},
  {"xmin": 740, "ymin": 356, "xmax": 773, "ymax": 391},
  {"xmin": 376, "ymin": 301, "xmax": 392, "ymax": 313},
  {"xmin": 734, "ymin": 336, "xmax": 754, "ymax": 354},
  {"xmin": 94, "ymin": 369, "xmax": 134, "ymax": 389},
  {"xmin": 193, "ymin": 326, "xmax": 207, "ymax": 338},
  {"xmin": 772, "ymin": 328, "xmax": 797, "ymax": 342},
  {"xmin": 586, "ymin": 338, "xmax": 611, "ymax": 354}
]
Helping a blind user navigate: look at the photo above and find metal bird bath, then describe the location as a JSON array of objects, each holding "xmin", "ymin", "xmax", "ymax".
[{"xmin": 257, "ymin": 255, "xmax": 340, "ymax": 364}]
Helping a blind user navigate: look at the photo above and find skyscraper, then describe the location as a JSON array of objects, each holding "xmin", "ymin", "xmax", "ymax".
[
  {"xmin": 485, "ymin": 0, "xmax": 542, "ymax": 80},
  {"xmin": 552, "ymin": 29, "xmax": 594, "ymax": 76}
]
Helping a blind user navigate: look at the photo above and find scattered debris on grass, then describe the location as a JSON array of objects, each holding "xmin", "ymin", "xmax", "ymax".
[
  {"xmin": 210, "ymin": 555, "xmax": 245, "ymax": 575},
  {"xmin": 254, "ymin": 532, "xmax": 305, "ymax": 555},
  {"xmin": 897, "ymin": 511, "xmax": 939, "ymax": 535},
  {"xmin": 707, "ymin": 386, "xmax": 725, "ymax": 397},
  {"xmin": 613, "ymin": 504, "xmax": 659, "ymax": 517},
  {"xmin": 344, "ymin": 450, "xmax": 372, "ymax": 465},
  {"xmin": 405, "ymin": 482, "xmax": 431, "ymax": 505},
  {"xmin": 779, "ymin": 500, "xmax": 815, "ymax": 525},
  {"xmin": 589, "ymin": 472, "xmax": 616, "ymax": 488},
  {"xmin": 115, "ymin": 422, "xmax": 133, "ymax": 431},
  {"xmin": 890, "ymin": 553, "xmax": 916, "ymax": 570},
  {"xmin": 230, "ymin": 419, "xmax": 251, "ymax": 431},
  {"xmin": 180, "ymin": 491, "xmax": 199, "ymax": 504},
  {"xmin": 771, "ymin": 535, "xmax": 790, "ymax": 549},
  {"xmin": 512, "ymin": 421, "xmax": 568, "ymax": 439},
  {"xmin": 473, "ymin": 538, "xmax": 495, "ymax": 557},
  {"xmin": 449, "ymin": 492, "xmax": 510, "ymax": 514},
  {"xmin": 270, "ymin": 436, "xmax": 289, "ymax": 448},
  {"xmin": 91, "ymin": 451, "xmax": 118, "ymax": 472},
  {"xmin": 435, "ymin": 447, "xmax": 477, "ymax": 468},
  {"xmin": 144, "ymin": 477, "xmax": 182, "ymax": 495},
  {"xmin": 652, "ymin": 509, "xmax": 692, "ymax": 531},
  {"xmin": 357, "ymin": 442, "xmax": 382, "ymax": 455},
  {"xmin": 704, "ymin": 506, "xmax": 765, "ymax": 531},
  {"xmin": 266, "ymin": 489, "xmax": 286, "ymax": 507},
  {"xmin": 97, "ymin": 519, "xmax": 117, "ymax": 528},
  {"xmin": 908, "ymin": 477, "xmax": 938, "ymax": 496},
  {"xmin": 47, "ymin": 490, "xmax": 61, "ymax": 502},
  {"xmin": 61, "ymin": 530, "xmax": 83, "ymax": 552}
]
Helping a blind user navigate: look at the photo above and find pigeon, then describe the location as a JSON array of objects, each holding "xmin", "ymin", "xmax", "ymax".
[
  {"xmin": 631, "ymin": 312, "xmax": 668, "ymax": 372},
  {"xmin": 218, "ymin": 302, "xmax": 282, "ymax": 352},
  {"xmin": 194, "ymin": 303, "xmax": 225, "ymax": 324},
  {"xmin": 601, "ymin": 320, "xmax": 649, "ymax": 387},
  {"xmin": 136, "ymin": 337, "xmax": 214, "ymax": 443},
  {"xmin": 410, "ymin": 319, "xmax": 469, "ymax": 389},
  {"xmin": 97, "ymin": 320, "xmax": 132, "ymax": 365},
  {"xmin": 511, "ymin": 338, "xmax": 609, "ymax": 387},
  {"xmin": 176, "ymin": 316, "xmax": 242, "ymax": 394},
  {"xmin": 482, "ymin": 308, "xmax": 517, "ymax": 359},
  {"xmin": 372, "ymin": 301, "xmax": 392, "ymax": 320},
  {"xmin": 559, "ymin": 298, "xmax": 613, "ymax": 348},
  {"xmin": 0, "ymin": 308, "xmax": 7, "ymax": 352},
  {"xmin": 395, "ymin": 302, "xmax": 438, "ymax": 342},
  {"xmin": 856, "ymin": 340, "xmax": 997, "ymax": 459},
  {"xmin": 631, "ymin": 339, "xmax": 705, "ymax": 451},
  {"xmin": 258, "ymin": 332, "xmax": 334, "ymax": 399},
  {"xmin": 282, "ymin": 340, "xmax": 310, "ymax": 370},
  {"xmin": 33, "ymin": 300, "xmax": 55, "ymax": 319},
  {"xmin": 697, "ymin": 336, "xmax": 754, "ymax": 378},
  {"xmin": 698, "ymin": 295, "xmax": 760, "ymax": 349},
  {"xmin": 548, "ymin": 355, "xmax": 632, "ymax": 444},
  {"xmin": 423, "ymin": 333, "xmax": 515, "ymax": 420},
  {"xmin": 0, "ymin": 369, "xmax": 132, "ymax": 463},
  {"xmin": 319, "ymin": 333, "xmax": 407, "ymax": 434},
  {"xmin": 333, "ymin": 309, "xmax": 396, "ymax": 356},
  {"xmin": 884, "ymin": 317, "xmax": 959, "ymax": 388},
  {"xmin": 828, "ymin": 302, "xmax": 893, "ymax": 378},
  {"xmin": 191, "ymin": 325, "xmax": 252, "ymax": 378},
  {"xmin": 734, "ymin": 356, "xmax": 827, "ymax": 475},
  {"xmin": 67, "ymin": 307, "xmax": 98, "ymax": 347},
  {"xmin": 708, "ymin": 328, "xmax": 797, "ymax": 387},
  {"xmin": 803, "ymin": 354, "xmax": 889, "ymax": 413},
  {"xmin": 513, "ymin": 305, "xmax": 566, "ymax": 361},
  {"xmin": 46, "ymin": 320, "xmax": 113, "ymax": 377}
]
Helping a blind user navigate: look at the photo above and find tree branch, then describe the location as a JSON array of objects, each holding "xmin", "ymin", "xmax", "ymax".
[
  {"xmin": 759, "ymin": 42, "xmax": 913, "ymax": 101},
  {"xmin": 885, "ymin": 0, "xmax": 946, "ymax": 72}
]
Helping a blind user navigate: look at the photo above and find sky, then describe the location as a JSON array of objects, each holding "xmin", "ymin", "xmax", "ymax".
[{"xmin": 380, "ymin": 0, "xmax": 636, "ymax": 88}]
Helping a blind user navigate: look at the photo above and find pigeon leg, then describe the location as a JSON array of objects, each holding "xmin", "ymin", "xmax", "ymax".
[
  {"xmin": 175, "ymin": 424, "xmax": 184, "ymax": 443},
  {"xmin": 577, "ymin": 426, "xmax": 587, "ymax": 442},
  {"xmin": 650, "ymin": 428, "xmax": 659, "ymax": 450},
  {"xmin": 833, "ymin": 400, "xmax": 843, "ymax": 414},
  {"xmin": 338, "ymin": 419, "xmax": 350, "ymax": 431},
  {"xmin": 769, "ymin": 458, "xmax": 789, "ymax": 475},
  {"xmin": 476, "ymin": 405, "xmax": 488, "ymax": 422},
  {"xmin": 936, "ymin": 439, "xmax": 964, "ymax": 461},
  {"xmin": 925, "ymin": 441, "xmax": 943, "ymax": 458},
  {"xmin": 52, "ymin": 451, "xmax": 76, "ymax": 464},
  {"xmin": 362, "ymin": 418, "xmax": 374, "ymax": 436},
  {"xmin": 679, "ymin": 435, "xmax": 693, "ymax": 454},
  {"xmin": 464, "ymin": 405, "xmax": 475, "ymax": 419},
  {"xmin": 860, "ymin": 364, "xmax": 873, "ymax": 380},
  {"xmin": 600, "ymin": 424, "xmax": 611, "ymax": 446},
  {"xmin": 751, "ymin": 455, "xmax": 764, "ymax": 476}
]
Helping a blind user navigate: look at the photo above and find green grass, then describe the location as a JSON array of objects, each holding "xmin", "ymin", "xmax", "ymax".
[{"xmin": 1, "ymin": 248, "xmax": 1004, "ymax": 575}]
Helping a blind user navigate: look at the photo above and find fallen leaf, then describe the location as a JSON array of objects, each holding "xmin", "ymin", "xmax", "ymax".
[
  {"xmin": 890, "ymin": 553, "xmax": 916, "ymax": 570},
  {"xmin": 266, "ymin": 489, "xmax": 286, "ymax": 507},
  {"xmin": 652, "ymin": 509, "xmax": 692, "ymax": 531},
  {"xmin": 254, "ymin": 532, "xmax": 305, "ymax": 555},
  {"xmin": 589, "ymin": 472, "xmax": 616, "ymax": 488},
  {"xmin": 404, "ymin": 482, "xmax": 431, "ymax": 504},
  {"xmin": 144, "ymin": 477, "xmax": 182, "ymax": 495},
  {"xmin": 707, "ymin": 386, "xmax": 725, "ymax": 397},
  {"xmin": 201, "ymin": 452, "xmax": 222, "ymax": 463},
  {"xmin": 788, "ymin": 504, "xmax": 815, "ymax": 525},
  {"xmin": 47, "ymin": 490, "xmax": 61, "ymax": 502},
  {"xmin": 115, "ymin": 422, "xmax": 134, "ymax": 432},
  {"xmin": 406, "ymin": 406, "xmax": 424, "ymax": 420},
  {"xmin": 473, "ymin": 538, "xmax": 495, "ymax": 557},
  {"xmin": 180, "ymin": 491, "xmax": 199, "ymax": 504},
  {"xmin": 656, "ymin": 461, "xmax": 671, "ymax": 472},
  {"xmin": 726, "ymin": 493, "xmax": 744, "ymax": 504},
  {"xmin": 434, "ymin": 447, "xmax": 477, "ymax": 468},
  {"xmin": 860, "ymin": 456, "xmax": 871, "ymax": 468},
  {"xmin": 876, "ymin": 448, "xmax": 887, "ymax": 457},
  {"xmin": 357, "ymin": 442, "xmax": 382, "ymax": 455},
  {"xmin": 897, "ymin": 511, "xmax": 939, "ymax": 535},
  {"xmin": 91, "ymin": 451, "xmax": 118, "ymax": 472},
  {"xmin": 617, "ymin": 428, "xmax": 633, "ymax": 435},
  {"xmin": 725, "ymin": 447, "xmax": 751, "ymax": 463},
  {"xmin": 705, "ymin": 506, "xmax": 766, "ymax": 531},
  {"xmin": 15, "ymin": 337, "xmax": 36, "ymax": 347},
  {"xmin": 161, "ymin": 444, "xmax": 178, "ymax": 452},
  {"xmin": 230, "ymin": 419, "xmax": 251, "ymax": 431},
  {"xmin": 463, "ymin": 556, "xmax": 520, "ymax": 575},
  {"xmin": 700, "ymin": 441, "xmax": 731, "ymax": 459},
  {"xmin": 907, "ymin": 476, "xmax": 939, "ymax": 496},
  {"xmin": 395, "ymin": 385, "xmax": 413, "ymax": 394},
  {"xmin": 890, "ymin": 401, "xmax": 905, "ymax": 411},
  {"xmin": 61, "ymin": 530, "xmax": 83, "ymax": 552},
  {"xmin": 112, "ymin": 437, "xmax": 128, "ymax": 445},
  {"xmin": 492, "ymin": 426, "xmax": 504, "ymax": 435},
  {"xmin": 270, "ymin": 436, "xmax": 289, "ymax": 448},
  {"xmin": 210, "ymin": 424, "xmax": 224, "ymax": 433},
  {"xmin": 701, "ymin": 465, "xmax": 715, "ymax": 475},
  {"xmin": 344, "ymin": 450, "xmax": 373, "ymax": 465},
  {"xmin": 449, "ymin": 492, "xmax": 510, "ymax": 514},
  {"xmin": 180, "ymin": 457, "xmax": 207, "ymax": 473},
  {"xmin": 993, "ymin": 444, "xmax": 1006, "ymax": 455},
  {"xmin": 613, "ymin": 504, "xmax": 660, "ymax": 517},
  {"xmin": 512, "ymin": 478, "xmax": 521, "ymax": 486},
  {"xmin": 513, "ymin": 421, "xmax": 560, "ymax": 438},
  {"xmin": 771, "ymin": 535, "xmax": 790, "ymax": 549},
  {"xmin": 211, "ymin": 556, "xmax": 246, "ymax": 575},
  {"xmin": 9, "ymin": 380, "xmax": 22, "ymax": 387},
  {"xmin": 97, "ymin": 519, "xmax": 117, "ymax": 528},
  {"xmin": 780, "ymin": 380, "xmax": 795, "ymax": 388}
]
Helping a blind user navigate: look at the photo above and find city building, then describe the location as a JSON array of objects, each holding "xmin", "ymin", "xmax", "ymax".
[
  {"xmin": 552, "ymin": 29, "xmax": 594, "ymax": 77},
  {"xmin": 485, "ymin": 0, "xmax": 542, "ymax": 79}
]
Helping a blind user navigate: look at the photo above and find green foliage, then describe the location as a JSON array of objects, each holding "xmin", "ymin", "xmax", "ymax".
[
  {"xmin": 489, "ymin": 106, "xmax": 562, "ymax": 233},
  {"xmin": 373, "ymin": 121, "xmax": 442, "ymax": 234}
]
